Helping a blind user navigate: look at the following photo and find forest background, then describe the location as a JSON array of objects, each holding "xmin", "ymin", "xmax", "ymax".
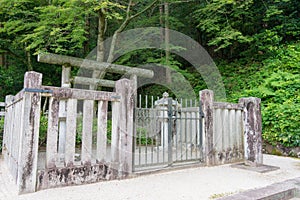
[{"xmin": 0, "ymin": 0, "xmax": 299, "ymax": 153}]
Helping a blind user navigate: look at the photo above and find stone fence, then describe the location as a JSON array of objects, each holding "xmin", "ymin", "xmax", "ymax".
[
  {"xmin": 1, "ymin": 72, "xmax": 263, "ymax": 194},
  {"xmin": 200, "ymin": 90, "xmax": 263, "ymax": 166}
]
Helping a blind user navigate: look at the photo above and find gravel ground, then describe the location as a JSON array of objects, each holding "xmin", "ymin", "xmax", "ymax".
[{"xmin": 0, "ymin": 154, "xmax": 299, "ymax": 200}]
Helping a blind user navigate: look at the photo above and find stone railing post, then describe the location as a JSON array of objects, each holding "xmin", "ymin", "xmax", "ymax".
[
  {"xmin": 17, "ymin": 71, "xmax": 42, "ymax": 194},
  {"xmin": 58, "ymin": 64, "xmax": 71, "ymax": 162},
  {"xmin": 239, "ymin": 97, "xmax": 263, "ymax": 166},
  {"xmin": 114, "ymin": 79, "xmax": 134, "ymax": 176},
  {"xmin": 200, "ymin": 90, "xmax": 214, "ymax": 166}
]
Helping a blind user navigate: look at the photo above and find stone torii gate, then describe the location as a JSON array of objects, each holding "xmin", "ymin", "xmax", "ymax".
[
  {"xmin": 38, "ymin": 52, "xmax": 154, "ymax": 161},
  {"xmin": 38, "ymin": 53, "xmax": 154, "ymax": 89}
]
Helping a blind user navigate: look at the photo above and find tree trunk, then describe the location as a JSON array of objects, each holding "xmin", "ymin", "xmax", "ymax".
[
  {"xmin": 0, "ymin": 53, "xmax": 5, "ymax": 67},
  {"xmin": 97, "ymin": 9, "xmax": 105, "ymax": 63},
  {"xmin": 26, "ymin": 49, "xmax": 33, "ymax": 71},
  {"xmin": 83, "ymin": 16, "xmax": 91, "ymax": 56},
  {"xmin": 90, "ymin": 9, "xmax": 106, "ymax": 90},
  {"xmin": 164, "ymin": 2, "xmax": 171, "ymax": 83},
  {"xmin": 91, "ymin": 0, "xmax": 159, "ymax": 90},
  {"xmin": 160, "ymin": 3, "xmax": 164, "ymax": 58}
]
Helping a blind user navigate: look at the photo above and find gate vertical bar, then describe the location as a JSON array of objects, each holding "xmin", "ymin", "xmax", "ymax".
[
  {"xmin": 138, "ymin": 95, "xmax": 142, "ymax": 166},
  {"xmin": 151, "ymin": 96, "xmax": 154, "ymax": 164},
  {"xmin": 199, "ymin": 100, "xmax": 204, "ymax": 161},
  {"xmin": 167, "ymin": 98, "xmax": 173, "ymax": 166},
  {"xmin": 145, "ymin": 95, "xmax": 148, "ymax": 165},
  {"xmin": 130, "ymin": 74, "xmax": 137, "ymax": 171},
  {"xmin": 190, "ymin": 99, "xmax": 193, "ymax": 159}
]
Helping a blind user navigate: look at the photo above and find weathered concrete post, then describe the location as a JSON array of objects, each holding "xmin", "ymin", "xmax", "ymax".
[
  {"xmin": 239, "ymin": 97, "xmax": 263, "ymax": 166},
  {"xmin": 17, "ymin": 71, "xmax": 42, "ymax": 194},
  {"xmin": 114, "ymin": 79, "xmax": 134, "ymax": 176},
  {"xmin": 200, "ymin": 90, "xmax": 214, "ymax": 166},
  {"xmin": 58, "ymin": 64, "xmax": 71, "ymax": 162},
  {"xmin": 61, "ymin": 64, "xmax": 71, "ymax": 88}
]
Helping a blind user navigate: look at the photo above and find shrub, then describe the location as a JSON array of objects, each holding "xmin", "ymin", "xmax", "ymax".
[
  {"xmin": 222, "ymin": 43, "xmax": 300, "ymax": 148},
  {"xmin": 246, "ymin": 70, "xmax": 300, "ymax": 147}
]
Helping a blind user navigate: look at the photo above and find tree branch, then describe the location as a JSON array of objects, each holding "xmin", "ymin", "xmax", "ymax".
[
  {"xmin": 107, "ymin": 0, "xmax": 159, "ymax": 62},
  {"xmin": 130, "ymin": 0, "xmax": 159, "ymax": 20},
  {"xmin": 126, "ymin": 0, "xmax": 133, "ymax": 18}
]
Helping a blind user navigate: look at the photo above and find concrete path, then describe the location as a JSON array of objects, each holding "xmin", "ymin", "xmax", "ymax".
[{"xmin": 0, "ymin": 154, "xmax": 299, "ymax": 200}]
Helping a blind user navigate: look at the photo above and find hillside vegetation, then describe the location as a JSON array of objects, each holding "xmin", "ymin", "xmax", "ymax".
[{"xmin": 221, "ymin": 43, "xmax": 300, "ymax": 148}]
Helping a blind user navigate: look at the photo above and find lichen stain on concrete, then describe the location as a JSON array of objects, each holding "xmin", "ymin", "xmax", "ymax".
[
  {"xmin": 214, "ymin": 146, "xmax": 244, "ymax": 165},
  {"xmin": 37, "ymin": 163, "xmax": 121, "ymax": 191}
]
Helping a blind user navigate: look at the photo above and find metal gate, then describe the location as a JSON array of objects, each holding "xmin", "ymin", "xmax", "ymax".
[{"xmin": 133, "ymin": 93, "xmax": 204, "ymax": 172}]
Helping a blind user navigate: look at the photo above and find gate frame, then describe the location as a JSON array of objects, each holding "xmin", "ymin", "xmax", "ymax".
[{"xmin": 133, "ymin": 94, "xmax": 204, "ymax": 172}]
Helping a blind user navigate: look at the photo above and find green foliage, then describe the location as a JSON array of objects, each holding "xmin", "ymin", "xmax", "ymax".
[
  {"xmin": 76, "ymin": 116, "xmax": 112, "ymax": 146},
  {"xmin": 0, "ymin": 66, "xmax": 26, "ymax": 102},
  {"xmin": 38, "ymin": 114, "xmax": 113, "ymax": 148},
  {"xmin": 136, "ymin": 127, "xmax": 154, "ymax": 146},
  {"xmin": 194, "ymin": 0, "xmax": 255, "ymax": 54},
  {"xmin": 39, "ymin": 114, "xmax": 48, "ymax": 147},
  {"xmin": 0, "ymin": 0, "xmax": 120, "ymax": 55},
  {"xmin": 247, "ymin": 71, "xmax": 300, "ymax": 147},
  {"xmin": 225, "ymin": 43, "xmax": 300, "ymax": 147},
  {"xmin": 38, "ymin": 113, "xmax": 113, "ymax": 148},
  {"xmin": 22, "ymin": 0, "xmax": 91, "ymax": 54},
  {"xmin": 194, "ymin": 0, "xmax": 300, "ymax": 58},
  {"xmin": 0, "ymin": 0, "xmax": 40, "ymax": 50},
  {"xmin": 85, "ymin": 0, "xmax": 125, "ymax": 19},
  {"xmin": 262, "ymin": 102, "xmax": 300, "ymax": 147},
  {"xmin": 106, "ymin": 119, "xmax": 112, "ymax": 144}
]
